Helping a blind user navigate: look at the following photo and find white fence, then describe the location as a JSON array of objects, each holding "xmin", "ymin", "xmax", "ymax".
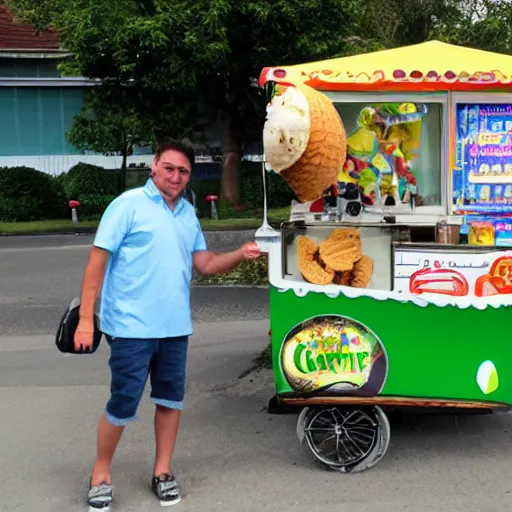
[{"xmin": 0, "ymin": 154, "xmax": 155, "ymax": 176}]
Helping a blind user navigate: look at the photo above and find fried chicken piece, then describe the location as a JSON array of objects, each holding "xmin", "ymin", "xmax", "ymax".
[
  {"xmin": 317, "ymin": 227, "xmax": 363, "ymax": 272},
  {"xmin": 350, "ymin": 255, "xmax": 373, "ymax": 288},
  {"xmin": 296, "ymin": 235, "xmax": 317, "ymax": 259},
  {"xmin": 296, "ymin": 235, "xmax": 335, "ymax": 285},
  {"xmin": 325, "ymin": 227, "xmax": 361, "ymax": 243},
  {"xmin": 333, "ymin": 271, "xmax": 353, "ymax": 286},
  {"xmin": 318, "ymin": 238, "xmax": 362, "ymax": 272}
]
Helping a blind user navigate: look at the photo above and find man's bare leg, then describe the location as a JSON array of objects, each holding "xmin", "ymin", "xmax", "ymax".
[
  {"xmin": 153, "ymin": 405, "xmax": 181, "ymax": 476},
  {"xmin": 90, "ymin": 413, "xmax": 125, "ymax": 486}
]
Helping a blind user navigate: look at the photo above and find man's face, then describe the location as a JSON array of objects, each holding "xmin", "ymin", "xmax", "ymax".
[{"xmin": 151, "ymin": 149, "xmax": 192, "ymax": 205}]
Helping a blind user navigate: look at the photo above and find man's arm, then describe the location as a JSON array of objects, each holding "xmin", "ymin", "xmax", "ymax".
[
  {"xmin": 193, "ymin": 242, "xmax": 260, "ymax": 276},
  {"xmin": 78, "ymin": 246, "xmax": 110, "ymax": 322},
  {"xmin": 74, "ymin": 195, "xmax": 132, "ymax": 351},
  {"xmin": 74, "ymin": 247, "xmax": 110, "ymax": 350}
]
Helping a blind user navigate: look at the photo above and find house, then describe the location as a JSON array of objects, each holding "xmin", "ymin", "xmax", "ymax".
[
  {"xmin": 0, "ymin": 6, "xmax": 264, "ymax": 180},
  {"xmin": 0, "ymin": 5, "xmax": 153, "ymax": 175}
]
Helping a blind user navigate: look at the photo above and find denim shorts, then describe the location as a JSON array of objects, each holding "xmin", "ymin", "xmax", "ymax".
[{"xmin": 104, "ymin": 336, "xmax": 188, "ymax": 427}]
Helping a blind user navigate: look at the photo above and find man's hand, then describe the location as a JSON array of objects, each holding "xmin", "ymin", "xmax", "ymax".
[
  {"xmin": 74, "ymin": 320, "xmax": 95, "ymax": 352},
  {"xmin": 240, "ymin": 241, "xmax": 261, "ymax": 261}
]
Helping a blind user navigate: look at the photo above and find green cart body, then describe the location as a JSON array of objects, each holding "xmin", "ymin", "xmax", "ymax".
[{"xmin": 256, "ymin": 223, "xmax": 512, "ymax": 472}]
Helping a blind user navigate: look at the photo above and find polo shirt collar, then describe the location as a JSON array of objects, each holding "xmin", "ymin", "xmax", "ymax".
[{"xmin": 144, "ymin": 178, "xmax": 186, "ymax": 214}]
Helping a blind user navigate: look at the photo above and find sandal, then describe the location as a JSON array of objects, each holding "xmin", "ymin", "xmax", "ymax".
[
  {"xmin": 151, "ymin": 473, "xmax": 182, "ymax": 507},
  {"xmin": 88, "ymin": 477, "xmax": 113, "ymax": 511}
]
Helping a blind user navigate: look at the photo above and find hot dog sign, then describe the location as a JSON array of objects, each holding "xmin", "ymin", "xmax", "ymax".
[{"xmin": 393, "ymin": 248, "xmax": 512, "ymax": 299}]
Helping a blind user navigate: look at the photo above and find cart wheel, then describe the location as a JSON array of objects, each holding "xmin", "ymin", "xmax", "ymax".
[{"xmin": 296, "ymin": 405, "xmax": 390, "ymax": 473}]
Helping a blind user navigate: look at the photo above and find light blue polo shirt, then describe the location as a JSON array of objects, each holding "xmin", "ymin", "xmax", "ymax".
[{"xmin": 93, "ymin": 178, "xmax": 207, "ymax": 339}]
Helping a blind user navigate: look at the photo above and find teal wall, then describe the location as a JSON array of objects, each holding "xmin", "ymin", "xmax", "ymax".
[
  {"xmin": 0, "ymin": 87, "xmax": 84, "ymax": 156},
  {"xmin": 0, "ymin": 57, "xmax": 85, "ymax": 157}
]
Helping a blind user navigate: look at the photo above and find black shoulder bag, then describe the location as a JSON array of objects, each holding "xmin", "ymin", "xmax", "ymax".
[{"xmin": 55, "ymin": 297, "xmax": 103, "ymax": 354}]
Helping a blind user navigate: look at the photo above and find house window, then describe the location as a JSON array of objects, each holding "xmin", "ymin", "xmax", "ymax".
[{"xmin": 0, "ymin": 86, "xmax": 84, "ymax": 156}]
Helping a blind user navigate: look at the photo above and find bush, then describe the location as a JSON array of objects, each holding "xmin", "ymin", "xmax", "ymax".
[
  {"xmin": 60, "ymin": 163, "xmax": 118, "ymax": 200},
  {"xmin": 0, "ymin": 197, "xmax": 41, "ymax": 222},
  {"xmin": 77, "ymin": 194, "xmax": 117, "ymax": 221},
  {"xmin": 241, "ymin": 171, "xmax": 296, "ymax": 210},
  {"xmin": 268, "ymin": 172, "xmax": 297, "ymax": 207},
  {"xmin": 192, "ymin": 255, "xmax": 269, "ymax": 286},
  {"xmin": 0, "ymin": 166, "xmax": 68, "ymax": 221},
  {"xmin": 216, "ymin": 200, "xmax": 249, "ymax": 219}
]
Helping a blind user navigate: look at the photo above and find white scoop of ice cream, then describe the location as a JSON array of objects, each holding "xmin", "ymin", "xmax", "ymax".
[{"xmin": 263, "ymin": 86, "xmax": 311, "ymax": 174}]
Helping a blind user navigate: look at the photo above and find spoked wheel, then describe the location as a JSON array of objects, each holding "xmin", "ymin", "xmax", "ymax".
[{"xmin": 296, "ymin": 405, "xmax": 391, "ymax": 473}]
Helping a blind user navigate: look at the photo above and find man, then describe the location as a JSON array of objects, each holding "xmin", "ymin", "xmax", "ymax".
[{"xmin": 74, "ymin": 139, "xmax": 260, "ymax": 511}]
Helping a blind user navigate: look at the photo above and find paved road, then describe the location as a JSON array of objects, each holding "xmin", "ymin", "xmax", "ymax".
[
  {"xmin": 1, "ymin": 236, "xmax": 512, "ymax": 512},
  {"xmin": 0, "ymin": 234, "xmax": 269, "ymax": 335}
]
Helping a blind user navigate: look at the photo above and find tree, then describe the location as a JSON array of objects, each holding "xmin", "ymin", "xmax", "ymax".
[
  {"xmin": 66, "ymin": 87, "xmax": 151, "ymax": 193},
  {"xmin": 12, "ymin": 0, "xmax": 511, "ymax": 205},
  {"xmin": 355, "ymin": 0, "xmax": 512, "ymax": 55},
  {"xmin": 180, "ymin": 0, "xmax": 369, "ymax": 205},
  {"xmin": 5, "ymin": 0, "xmax": 370, "ymax": 206},
  {"xmin": 436, "ymin": 0, "xmax": 512, "ymax": 54},
  {"xmin": 359, "ymin": 0, "xmax": 461, "ymax": 48}
]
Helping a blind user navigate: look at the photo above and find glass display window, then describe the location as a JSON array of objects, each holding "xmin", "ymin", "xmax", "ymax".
[
  {"xmin": 323, "ymin": 93, "xmax": 447, "ymax": 210},
  {"xmin": 452, "ymin": 96, "xmax": 512, "ymax": 215},
  {"xmin": 281, "ymin": 223, "xmax": 394, "ymax": 292}
]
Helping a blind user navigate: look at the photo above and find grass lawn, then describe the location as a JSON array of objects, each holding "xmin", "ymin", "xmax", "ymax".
[
  {"xmin": 0, "ymin": 219, "xmax": 100, "ymax": 235},
  {"xmin": 0, "ymin": 207, "xmax": 290, "ymax": 235}
]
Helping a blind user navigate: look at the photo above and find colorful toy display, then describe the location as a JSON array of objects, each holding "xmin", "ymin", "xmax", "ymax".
[{"xmin": 342, "ymin": 103, "xmax": 425, "ymax": 208}]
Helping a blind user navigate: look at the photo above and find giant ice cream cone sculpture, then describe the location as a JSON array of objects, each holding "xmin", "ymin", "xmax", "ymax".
[{"xmin": 263, "ymin": 82, "xmax": 347, "ymax": 202}]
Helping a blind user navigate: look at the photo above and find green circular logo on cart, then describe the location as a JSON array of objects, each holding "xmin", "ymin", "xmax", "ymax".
[{"xmin": 281, "ymin": 315, "xmax": 388, "ymax": 396}]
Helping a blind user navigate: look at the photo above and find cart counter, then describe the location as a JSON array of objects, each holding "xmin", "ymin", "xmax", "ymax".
[{"xmin": 263, "ymin": 222, "xmax": 512, "ymax": 412}]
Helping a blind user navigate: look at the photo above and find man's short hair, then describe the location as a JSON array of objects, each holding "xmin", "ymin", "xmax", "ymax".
[{"xmin": 154, "ymin": 138, "xmax": 195, "ymax": 168}]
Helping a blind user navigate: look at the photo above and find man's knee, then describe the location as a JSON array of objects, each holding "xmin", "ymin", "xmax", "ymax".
[
  {"xmin": 106, "ymin": 338, "xmax": 153, "ymax": 426},
  {"xmin": 149, "ymin": 338, "xmax": 187, "ymax": 411},
  {"xmin": 105, "ymin": 394, "xmax": 142, "ymax": 426}
]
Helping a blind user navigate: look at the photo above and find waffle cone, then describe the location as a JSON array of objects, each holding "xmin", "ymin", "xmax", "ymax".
[{"xmin": 280, "ymin": 83, "xmax": 347, "ymax": 202}]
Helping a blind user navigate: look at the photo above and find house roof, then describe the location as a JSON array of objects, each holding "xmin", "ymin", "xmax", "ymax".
[
  {"xmin": 259, "ymin": 40, "xmax": 512, "ymax": 92},
  {"xmin": 0, "ymin": 5, "xmax": 60, "ymax": 51}
]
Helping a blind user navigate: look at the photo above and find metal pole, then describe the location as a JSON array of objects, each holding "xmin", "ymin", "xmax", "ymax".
[
  {"xmin": 255, "ymin": 80, "xmax": 280, "ymax": 241},
  {"xmin": 255, "ymin": 158, "xmax": 280, "ymax": 238}
]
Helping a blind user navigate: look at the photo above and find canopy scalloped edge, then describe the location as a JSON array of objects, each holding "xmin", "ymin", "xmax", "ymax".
[
  {"xmin": 258, "ymin": 41, "xmax": 512, "ymax": 92},
  {"xmin": 259, "ymin": 66, "xmax": 512, "ymax": 92}
]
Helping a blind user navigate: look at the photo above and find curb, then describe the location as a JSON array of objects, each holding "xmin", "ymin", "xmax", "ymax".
[
  {"xmin": 0, "ymin": 227, "xmax": 261, "ymax": 237},
  {"xmin": 0, "ymin": 223, "xmax": 281, "ymax": 237},
  {"xmin": 0, "ymin": 229, "xmax": 96, "ymax": 237}
]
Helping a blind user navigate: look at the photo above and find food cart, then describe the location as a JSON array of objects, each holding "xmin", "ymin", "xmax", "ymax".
[{"xmin": 254, "ymin": 41, "xmax": 512, "ymax": 473}]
